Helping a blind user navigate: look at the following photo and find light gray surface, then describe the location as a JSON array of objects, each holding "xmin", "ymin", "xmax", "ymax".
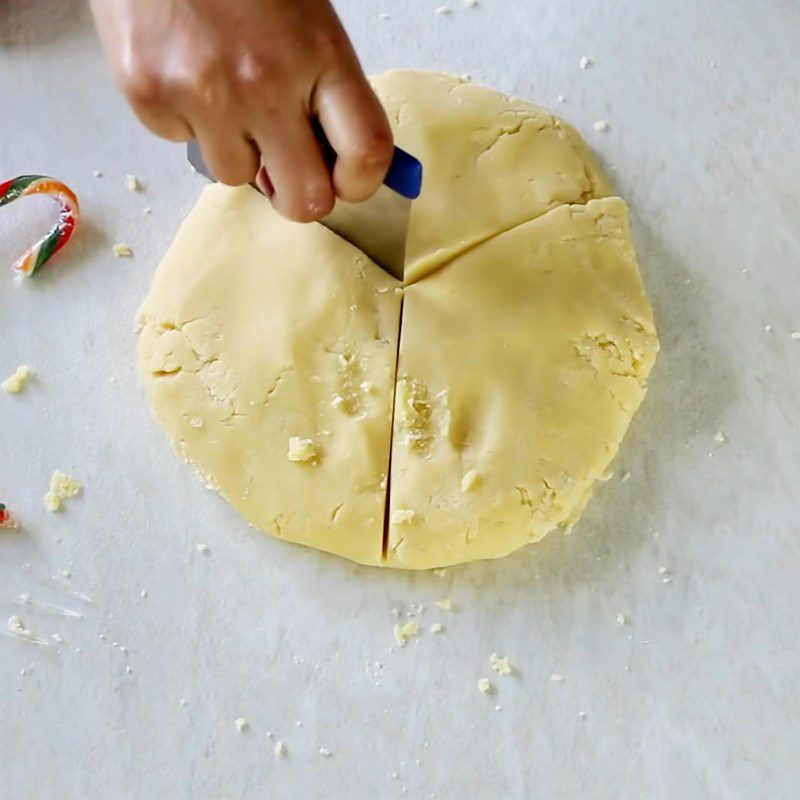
[{"xmin": 1, "ymin": 1, "xmax": 799, "ymax": 798}]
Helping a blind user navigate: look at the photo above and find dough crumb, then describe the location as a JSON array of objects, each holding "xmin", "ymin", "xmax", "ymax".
[
  {"xmin": 713, "ymin": 431, "xmax": 727, "ymax": 443},
  {"xmin": 378, "ymin": 12, "xmax": 390, "ymax": 19},
  {"xmin": 196, "ymin": 543, "xmax": 210, "ymax": 554},
  {"xmin": 435, "ymin": 598, "xmax": 453, "ymax": 611},
  {"xmin": 435, "ymin": 5, "xmax": 451, "ymax": 14},
  {"xmin": 44, "ymin": 470, "xmax": 82, "ymax": 513},
  {"xmin": 391, "ymin": 508, "xmax": 417, "ymax": 525},
  {"xmin": 594, "ymin": 119, "xmax": 609, "ymax": 132},
  {"xmin": 274, "ymin": 740, "xmax": 286, "ymax": 757},
  {"xmin": 2, "ymin": 365, "xmax": 33, "ymax": 394},
  {"xmin": 460, "ymin": 469, "xmax": 479, "ymax": 492},
  {"xmin": 8, "ymin": 615, "xmax": 33, "ymax": 639},
  {"xmin": 463, "ymin": 0, "xmax": 479, "ymax": 5},
  {"xmin": 430, "ymin": 623, "xmax": 444, "ymax": 633},
  {"xmin": 189, "ymin": 417, "xmax": 205, "ymax": 429},
  {"xmin": 393, "ymin": 620, "xmax": 420, "ymax": 646},
  {"xmin": 234, "ymin": 718, "xmax": 249, "ymax": 733},
  {"xmin": 92, "ymin": 170, "xmax": 103, "ymax": 178},
  {"xmin": 580, "ymin": 56, "xmax": 592, "ymax": 69},
  {"xmin": 550, "ymin": 673, "xmax": 565, "ymax": 683},
  {"xmin": 791, "ymin": 331, "xmax": 800, "ymax": 340},
  {"xmin": 620, "ymin": 471, "xmax": 631, "ymax": 483},
  {"xmin": 126, "ymin": 174, "xmax": 142, "ymax": 192},
  {"xmin": 579, "ymin": 711, "xmax": 588, "ymax": 720},
  {"xmin": 477, "ymin": 678, "xmax": 493, "ymax": 694},
  {"xmin": 489, "ymin": 653, "xmax": 513, "ymax": 675},
  {"xmin": 113, "ymin": 243, "xmax": 133, "ymax": 258},
  {"xmin": 616, "ymin": 613, "xmax": 629, "ymax": 626},
  {"xmin": 287, "ymin": 436, "xmax": 319, "ymax": 463},
  {"xmin": 318, "ymin": 747, "xmax": 332, "ymax": 757},
  {"xmin": 431, "ymin": 567, "xmax": 447, "ymax": 577}
]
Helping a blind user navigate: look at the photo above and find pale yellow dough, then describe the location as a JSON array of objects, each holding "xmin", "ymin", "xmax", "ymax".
[
  {"xmin": 371, "ymin": 70, "xmax": 611, "ymax": 282},
  {"xmin": 138, "ymin": 69, "xmax": 659, "ymax": 569},
  {"xmin": 386, "ymin": 198, "xmax": 657, "ymax": 569},
  {"xmin": 138, "ymin": 185, "xmax": 401, "ymax": 566}
]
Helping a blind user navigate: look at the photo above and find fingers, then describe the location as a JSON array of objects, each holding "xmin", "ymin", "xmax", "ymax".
[
  {"xmin": 118, "ymin": 71, "xmax": 196, "ymax": 143},
  {"xmin": 252, "ymin": 110, "xmax": 335, "ymax": 222},
  {"xmin": 193, "ymin": 121, "xmax": 261, "ymax": 187},
  {"xmin": 314, "ymin": 72, "xmax": 394, "ymax": 203}
]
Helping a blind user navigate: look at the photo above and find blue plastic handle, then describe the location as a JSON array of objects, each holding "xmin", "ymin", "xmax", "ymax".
[
  {"xmin": 385, "ymin": 147, "xmax": 423, "ymax": 199},
  {"xmin": 312, "ymin": 119, "xmax": 422, "ymax": 200}
]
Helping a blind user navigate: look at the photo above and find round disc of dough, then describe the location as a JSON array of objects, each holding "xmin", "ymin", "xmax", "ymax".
[{"xmin": 138, "ymin": 70, "xmax": 658, "ymax": 570}]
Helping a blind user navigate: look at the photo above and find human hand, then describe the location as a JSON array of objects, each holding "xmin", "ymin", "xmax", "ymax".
[{"xmin": 90, "ymin": 0, "xmax": 394, "ymax": 221}]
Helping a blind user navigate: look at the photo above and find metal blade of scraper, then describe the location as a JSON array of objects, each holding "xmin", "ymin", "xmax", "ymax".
[{"xmin": 187, "ymin": 138, "xmax": 422, "ymax": 281}]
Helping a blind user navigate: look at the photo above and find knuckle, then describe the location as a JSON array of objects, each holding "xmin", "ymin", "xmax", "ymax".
[
  {"xmin": 214, "ymin": 161, "xmax": 256, "ymax": 187},
  {"xmin": 236, "ymin": 52, "xmax": 276, "ymax": 88},
  {"xmin": 346, "ymin": 128, "xmax": 394, "ymax": 170},
  {"xmin": 314, "ymin": 27, "xmax": 350, "ymax": 61},
  {"xmin": 172, "ymin": 59, "xmax": 228, "ymax": 107},
  {"xmin": 120, "ymin": 69, "xmax": 165, "ymax": 109}
]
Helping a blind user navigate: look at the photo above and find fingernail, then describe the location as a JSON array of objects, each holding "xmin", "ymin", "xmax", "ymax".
[{"xmin": 256, "ymin": 167, "xmax": 274, "ymax": 198}]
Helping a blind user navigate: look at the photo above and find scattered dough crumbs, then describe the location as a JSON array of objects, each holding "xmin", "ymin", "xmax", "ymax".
[
  {"xmin": 713, "ymin": 431, "xmax": 727, "ymax": 443},
  {"xmin": 126, "ymin": 174, "xmax": 142, "ymax": 192},
  {"xmin": 435, "ymin": 598, "xmax": 453, "ymax": 611},
  {"xmin": 430, "ymin": 623, "xmax": 444, "ymax": 633},
  {"xmin": 393, "ymin": 620, "xmax": 420, "ymax": 646},
  {"xmin": 2, "ymin": 365, "xmax": 32, "ymax": 394},
  {"xmin": 274, "ymin": 741, "xmax": 285, "ymax": 757},
  {"xmin": 431, "ymin": 568, "xmax": 447, "ymax": 577},
  {"xmin": 44, "ymin": 470, "xmax": 82, "ymax": 513},
  {"xmin": 550, "ymin": 673, "xmax": 565, "ymax": 683},
  {"xmin": 196, "ymin": 543, "xmax": 210, "ymax": 554},
  {"xmin": 616, "ymin": 613, "xmax": 628, "ymax": 626},
  {"xmin": 318, "ymin": 747, "xmax": 331, "ymax": 757},
  {"xmin": 435, "ymin": 5, "xmax": 451, "ymax": 13},
  {"xmin": 790, "ymin": 331, "xmax": 800, "ymax": 340},
  {"xmin": 477, "ymin": 678, "xmax": 493, "ymax": 694},
  {"xmin": 594, "ymin": 119, "xmax": 609, "ymax": 132},
  {"xmin": 463, "ymin": 0, "xmax": 478, "ymax": 5},
  {"xmin": 113, "ymin": 243, "xmax": 133, "ymax": 258},
  {"xmin": 390, "ymin": 509, "xmax": 417, "ymax": 525},
  {"xmin": 234, "ymin": 718, "xmax": 249, "ymax": 733},
  {"xmin": 460, "ymin": 469, "xmax": 479, "ymax": 492},
  {"xmin": 287, "ymin": 436, "xmax": 318, "ymax": 463},
  {"xmin": 489, "ymin": 653, "xmax": 513, "ymax": 675},
  {"xmin": 580, "ymin": 56, "xmax": 592, "ymax": 69}
]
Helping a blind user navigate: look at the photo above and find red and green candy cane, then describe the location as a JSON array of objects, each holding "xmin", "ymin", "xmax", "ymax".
[
  {"xmin": 0, "ymin": 502, "xmax": 17, "ymax": 529},
  {"xmin": 0, "ymin": 175, "xmax": 80, "ymax": 277}
]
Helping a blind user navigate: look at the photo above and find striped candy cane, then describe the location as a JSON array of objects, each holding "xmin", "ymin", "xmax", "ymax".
[{"xmin": 0, "ymin": 175, "xmax": 80, "ymax": 277}]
